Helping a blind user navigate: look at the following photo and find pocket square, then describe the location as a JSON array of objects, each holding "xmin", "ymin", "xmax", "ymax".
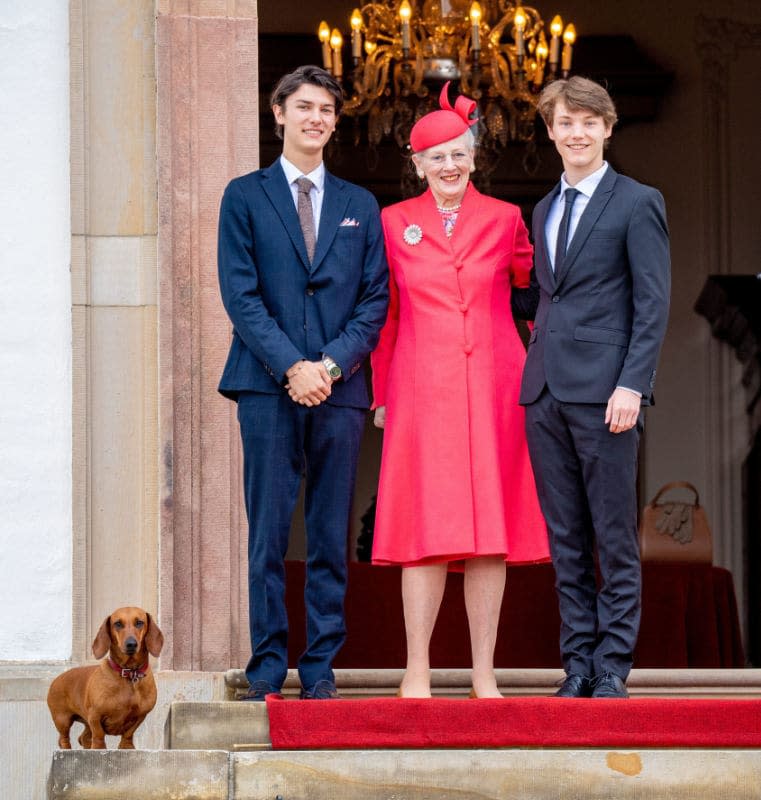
[{"xmin": 340, "ymin": 217, "xmax": 360, "ymax": 227}]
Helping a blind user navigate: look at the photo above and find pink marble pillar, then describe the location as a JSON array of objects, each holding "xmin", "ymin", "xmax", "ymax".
[{"xmin": 157, "ymin": 1, "xmax": 258, "ymax": 670}]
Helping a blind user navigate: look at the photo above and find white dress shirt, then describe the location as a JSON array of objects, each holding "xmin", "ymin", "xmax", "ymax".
[
  {"xmin": 279, "ymin": 155, "xmax": 326, "ymax": 234},
  {"xmin": 545, "ymin": 162, "xmax": 609, "ymax": 272}
]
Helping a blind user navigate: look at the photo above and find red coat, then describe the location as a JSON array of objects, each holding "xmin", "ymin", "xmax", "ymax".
[{"xmin": 371, "ymin": 184, "xmax": 549, "ymax": 566}]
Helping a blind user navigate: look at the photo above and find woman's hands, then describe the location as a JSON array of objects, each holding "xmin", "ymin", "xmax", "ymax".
[{"xmin": 374, "ymin": 406, "xmax": 386, "ymax": 429}]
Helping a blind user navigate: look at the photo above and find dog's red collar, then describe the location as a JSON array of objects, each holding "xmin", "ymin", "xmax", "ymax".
[{"xmin": 107, "ymin": 657, "xmax": 149, "ymax": 683}]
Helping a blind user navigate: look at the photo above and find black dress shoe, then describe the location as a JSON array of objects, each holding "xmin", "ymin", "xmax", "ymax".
[
  {"xmin": 591, "ymin": 673, "xmax": 629, "ymax": 698},
  {"xmin": 554, "ymin": 673, "xmax": 592, "ymax": 698},
  {"xmin": 300, "ymin": 679, "xmax": 341, "ymax": 700},
  {"xmin": 239, "ymin": 680, "xmax": 282, "ymax": 701}
]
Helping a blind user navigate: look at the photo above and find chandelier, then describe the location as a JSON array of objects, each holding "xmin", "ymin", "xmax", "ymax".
[{"xmin": 317, "ymin": 1, "xmax": 576, "ymax": 174}]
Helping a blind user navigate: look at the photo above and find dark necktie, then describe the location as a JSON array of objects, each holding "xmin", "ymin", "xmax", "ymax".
[
  {"xmin": 554, "ymin": 187, "xmax": 580, "ymax": 274},
  {"xmin": 296, "ymin": 177, "xmax": 316, "ymax": 262}
]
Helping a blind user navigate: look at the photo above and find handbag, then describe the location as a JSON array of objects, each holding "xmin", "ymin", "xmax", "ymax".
[{"xmin": 639, "ymin": 481, "xmax": 713, "ymax": 563}]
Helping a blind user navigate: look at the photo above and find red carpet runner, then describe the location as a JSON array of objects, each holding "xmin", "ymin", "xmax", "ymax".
[{"xmin": 266, "ymin": 695, "xmax": 761, "ymax": 749}]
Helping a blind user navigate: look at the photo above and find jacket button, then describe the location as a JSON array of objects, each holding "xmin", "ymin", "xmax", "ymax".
[
  {"xmin": 455, "ymin": 262, "xmax": 464, "ymax": 271},
  {"xmin": 552, "ymin": 295, "xmax": 560, "ymax": 303},
  {"xmin": 460, "ymin": 303, "xmax": 468, "ymax": 313},
  {"xmin": 463, "ymin": 344, "xmax": 473, "ymax": 355},
  {"xmin": 306, "ymin": 287, "xmax": 315, "ymax": 296}
]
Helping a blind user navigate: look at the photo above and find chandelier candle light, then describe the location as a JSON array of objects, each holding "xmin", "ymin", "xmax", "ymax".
[{"xmin": 317, "ymin": 0, "xmax": 576, "ymax": 157}]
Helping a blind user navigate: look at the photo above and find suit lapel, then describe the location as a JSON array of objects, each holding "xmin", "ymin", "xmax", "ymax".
[
  {"xmin": 447, "ymin": 183, "xmax": 483, "ymax": 255},
  {"xmin": 310, "ymin": 172, "xmax": 350, "ymax": 273},
  {"xmin": 555, "ymin": 166, "xmax": 617, "ymax": 287},
  {"xmin": 417, "ymin": 187, "xmax": 451, "ymax": 249},
  {"xmin": 534, "ymin": 186, "xmax": 559, "ymax": 289},
  {"xmin": 260, "ymin": 160, "xmax": 311, "ymax": 271}
]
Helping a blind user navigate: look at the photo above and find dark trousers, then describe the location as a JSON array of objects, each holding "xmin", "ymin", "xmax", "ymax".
[
  {"xmin": 237, "ymin": 392, "xmax": 365, "ymax": 690},
  {"xmin": 525, "ymin": 388, "xmax": 642, "ymax": 680}
]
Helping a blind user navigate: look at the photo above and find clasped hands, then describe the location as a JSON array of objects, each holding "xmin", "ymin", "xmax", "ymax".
[{"xmin": 286, "ymin": 360, "xmax": 333, "ymax": 406}]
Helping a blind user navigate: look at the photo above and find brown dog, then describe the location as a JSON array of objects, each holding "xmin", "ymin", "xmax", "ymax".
[{"xmin": 47, "ymin": 607, "xmax": 164, "ymax": 749}]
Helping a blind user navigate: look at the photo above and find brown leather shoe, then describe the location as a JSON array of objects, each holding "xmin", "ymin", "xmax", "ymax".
[
  {"xmin": 300, "ymin": 679, "xmax": 341, "ymax": 700},
  {"xmin": 239, "ymin": 680, "xmax": 282, "ymax": 701}
]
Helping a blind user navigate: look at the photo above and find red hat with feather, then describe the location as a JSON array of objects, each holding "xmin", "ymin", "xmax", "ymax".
[{"xmin": 409, "ymin": 82, "xmax": 478, "ymax": 153}]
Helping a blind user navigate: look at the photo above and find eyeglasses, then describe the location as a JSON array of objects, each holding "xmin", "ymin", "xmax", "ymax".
[{"xmin": 424, "ymin": 151, "xmax": 471, "ymax": 166}]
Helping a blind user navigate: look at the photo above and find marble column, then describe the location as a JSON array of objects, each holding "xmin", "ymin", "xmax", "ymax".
[
  {"xmin": 157, "ymin": 0, "xmax": 259, "ymax": 670},
  {"xmin": 696, "ymin": 14, "xmax": 761, "ymax": 646}
]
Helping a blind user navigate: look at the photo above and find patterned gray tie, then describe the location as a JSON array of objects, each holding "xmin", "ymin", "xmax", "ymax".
[
  {"xmin": 296, "ymin": 177, "xmax": 316, "ymax": 262},
  {"xmin": 554, "ymin": 187, "xmax": 580, "ymax": 274}
]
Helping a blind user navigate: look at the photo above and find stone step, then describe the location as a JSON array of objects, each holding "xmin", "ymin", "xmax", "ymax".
[
  {"xmin": 223, "ymin": 666, "xmax": 761, "ymax": 700},
  {"xmin": 48, "ymin": 748, "xmax": 761, "ymax": 799},
  {"xmin": 168, "ymin": 701, "xmax": 270, "ymax": 751},
  {"xmin": 48, "ymin": 750, "xmax": 229, "ymax": 800},
  {"xmin": 170, "ymin": 666, "xmax": 761, "ymax": 752}
]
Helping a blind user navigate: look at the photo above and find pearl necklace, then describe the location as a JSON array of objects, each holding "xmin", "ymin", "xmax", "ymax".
[{"xmin": 436, "ymin": 203, "xmax": 462, "ymax": 213}]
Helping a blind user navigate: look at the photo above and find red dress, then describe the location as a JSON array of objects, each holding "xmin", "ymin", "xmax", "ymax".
[{"xmin": 371, "ymin": 184, "xmax": 549, "ymax": 566}]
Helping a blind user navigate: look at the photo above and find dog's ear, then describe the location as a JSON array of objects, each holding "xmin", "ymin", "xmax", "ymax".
[
  {"xmin": 145, "ymin": 613, "xmax": 164, "ymax": 657},
  {"xmin": 92, "ymin": 616, "xmax": 112, "ymax": 659}
]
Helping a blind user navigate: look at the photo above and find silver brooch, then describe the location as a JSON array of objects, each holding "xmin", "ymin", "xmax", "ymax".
[{"xmin": 403, "ymin": 224, "xmax": 423, "ymax": 246}]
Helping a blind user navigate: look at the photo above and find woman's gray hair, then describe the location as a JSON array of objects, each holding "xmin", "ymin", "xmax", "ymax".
[{"xmin": 414, "ymin": 127, "xmax": 477, "ymax": 158}]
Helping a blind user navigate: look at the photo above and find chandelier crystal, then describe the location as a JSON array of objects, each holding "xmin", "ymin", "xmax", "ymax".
[{"xmin": 318, "ymin": 1, "xmax": 576, "ymax": 174}]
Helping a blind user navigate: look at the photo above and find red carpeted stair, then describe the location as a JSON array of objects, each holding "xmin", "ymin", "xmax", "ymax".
[{"xmin": 266, "ymin": 695, "xmax": 761, "ymax": 749}]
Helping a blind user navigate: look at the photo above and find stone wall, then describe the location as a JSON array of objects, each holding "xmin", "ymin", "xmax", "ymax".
[{"xmin": 0, "ymin": 0, "xmax": 72, "ymax": 660}]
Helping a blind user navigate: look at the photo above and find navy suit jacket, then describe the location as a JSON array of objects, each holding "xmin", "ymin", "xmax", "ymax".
[
  {"xmin": 217, "ymin": 160, "xmax": 388, "ymax": 408},
  {"xmin": 518, "ymin": 166, "xmax": 670, "ymax": 406}
]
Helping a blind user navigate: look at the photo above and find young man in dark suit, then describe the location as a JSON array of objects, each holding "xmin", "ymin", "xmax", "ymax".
[
  {"xmin": 517, "ymin": 77, "xmax": 670, "ymax": 698},
  {"xmin": 217, "ymin": 66, "xmax": 388, "ymax": 701}
]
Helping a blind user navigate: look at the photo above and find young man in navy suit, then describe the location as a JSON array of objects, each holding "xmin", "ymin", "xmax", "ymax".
[
  {"xmin": 217, "ymin": 66, "xmax": 388, "ymax": 700},
  {"xmin": 516, "ymin": 77, "xmax": 670, "ymax": 698}
]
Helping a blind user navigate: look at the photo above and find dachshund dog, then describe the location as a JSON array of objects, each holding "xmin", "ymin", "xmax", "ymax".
[{"xmin": 47, "ymin": 607, "xmax": 164, "ymax": 749}]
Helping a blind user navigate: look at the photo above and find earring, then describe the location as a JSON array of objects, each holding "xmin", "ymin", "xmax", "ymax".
[
  {"xmin": 470, "ymin": 163, "xmax": 476, "ymax": 173},
  {"xmin": 417, "ymin": 170, "xmax": 425, "ymax": 180}
]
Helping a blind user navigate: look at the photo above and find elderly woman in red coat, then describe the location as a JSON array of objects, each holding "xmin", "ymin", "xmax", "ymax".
[{"xmin": 371, "ymin": 85, "xmax": 549, "ymax": 699}]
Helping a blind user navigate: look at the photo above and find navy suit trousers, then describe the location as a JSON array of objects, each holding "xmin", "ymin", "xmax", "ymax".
[
  {"xmin": 525, "ymin": 388, "xmax": 642, "ymax": 680},
  {"xmin": 237, "ymin": 392, "xmax": 365, "ymax": 690}
]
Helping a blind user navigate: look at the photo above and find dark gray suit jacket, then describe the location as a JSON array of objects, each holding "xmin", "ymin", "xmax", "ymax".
[{"xmin": 518, "ymin": 166, "xmax": 670, "ymax": 406}]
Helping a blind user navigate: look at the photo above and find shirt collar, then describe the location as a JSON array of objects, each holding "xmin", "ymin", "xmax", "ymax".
[
  {"xmin": 560, "ymin": 161, "xmax": 608, "ymax": 199},
  {"xmin": 280, "ymin": 155, "xmax": 325, "ymax": 193}
]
